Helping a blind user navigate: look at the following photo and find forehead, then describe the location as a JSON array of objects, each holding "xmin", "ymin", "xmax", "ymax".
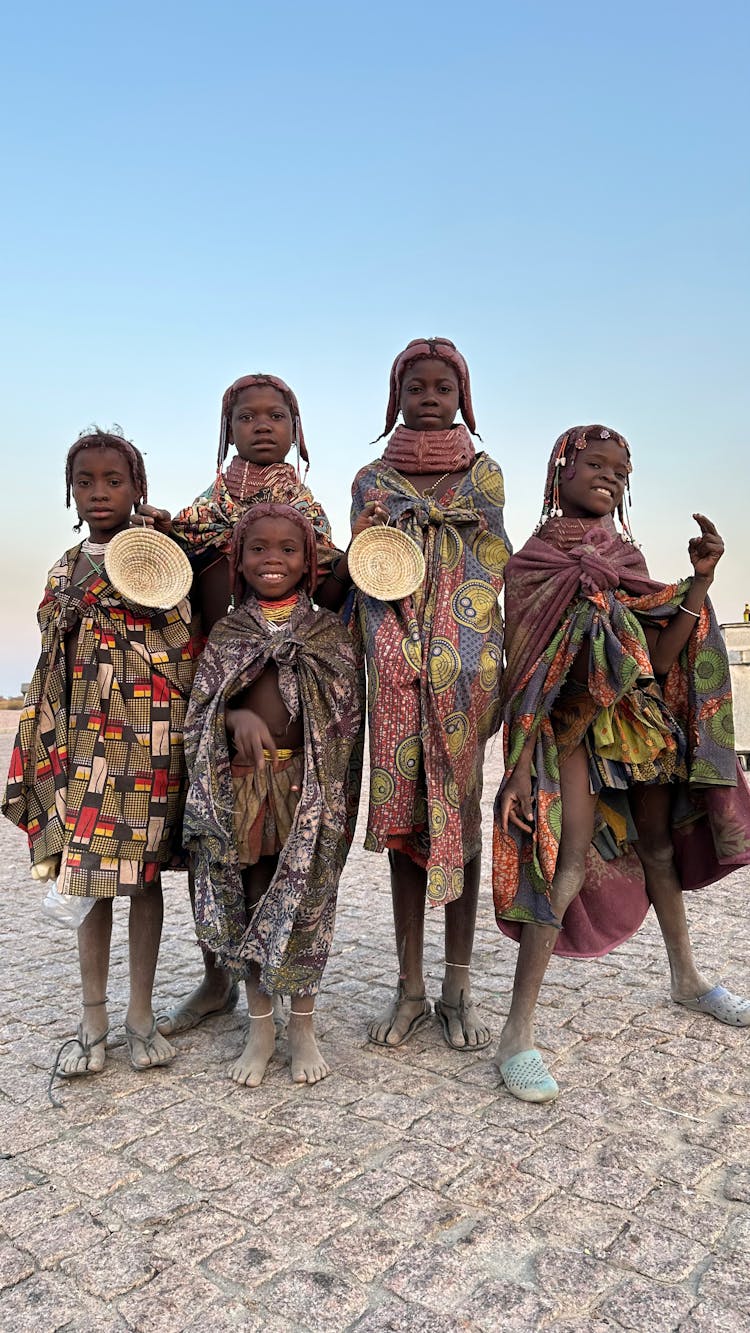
[
  {"xmin": 401, "ymin": 358, "xmax": 459, "ymax": 387},
  {"xmin": 243, "ymin": 516, "xmax": 305, "ymax": 543},
  {"xmin": 232, "ymin": 385, "xmax": 290, "ymax": 414},
  {"xmin": 579, "ymin": 439, "xmax": 631, "ymax": 468},
  {"xmin": 71, "ymin": 446, "xmax": 131, "ymax": 477}
]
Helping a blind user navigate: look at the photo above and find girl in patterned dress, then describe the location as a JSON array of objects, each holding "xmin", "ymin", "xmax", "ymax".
[
  {"xmin": 494, "ymin": 426, "xmax": 750, "ymax": 1104},
  {"xmin": 183, "ymin": 505, "xmax": 362, "ymax": 1086},
  {"xmin": 351, "ymin": 338, "xmax": 512, "ymax": 1050},
  {"xmin": 3, "ymin": 429, "xmax": 195, "ymax": 1092},
  {"xmin": 139, "ymin": 373, "xmax": 381, "ymax": 1036}
]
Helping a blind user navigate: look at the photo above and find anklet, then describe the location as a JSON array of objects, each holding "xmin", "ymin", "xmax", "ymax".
[
  {"xmin": 249, "ymin": 1010, "xmax": 274, "ymax": 1019},
  {"xmin": 82, "ymin": 996, "xmax": 109, "ymax": 1005},
  {"xmin": 445, "ymin": 962, "xmax": 470, "ymax": 968},
  {"xmin": 289, "ymin": 1007, "xmax": 315, "ymax": 1016}
]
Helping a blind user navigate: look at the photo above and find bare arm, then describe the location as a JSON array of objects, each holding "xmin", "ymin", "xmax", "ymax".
[{"xmin": 645, "ymin": 514, "xmax": 724, "ymax": 677}]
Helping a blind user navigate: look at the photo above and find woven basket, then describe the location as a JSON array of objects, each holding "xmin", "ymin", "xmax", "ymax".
[
  {"xmin": 104, "ymin": 529, "xmax": 193, "ymax": 610},
  {"xmin": 348, "ymin": 526, "xmax": 425, "ymax": 600}
]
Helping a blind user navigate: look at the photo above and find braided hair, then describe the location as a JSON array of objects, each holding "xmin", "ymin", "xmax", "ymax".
[{"xmin": 66, "ymin": 426, "xmax": 148, "ymax": 531}]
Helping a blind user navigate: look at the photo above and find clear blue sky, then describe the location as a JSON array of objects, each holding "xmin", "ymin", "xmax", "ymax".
[{"xmin": 1, "ymin": 1, "xmax": 748, "ymax": 692}]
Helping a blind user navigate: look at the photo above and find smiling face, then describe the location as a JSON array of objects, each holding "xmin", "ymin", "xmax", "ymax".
[
  {"xmin": 240, "ymin": 516, "xmax": 308, "ymax": 600},
  {"xmin": 557, "ymin": 439, "xmax": 630, "ymax": 520},
  {"xmin": 71, "ymin": 446, "xmax": 140, "ymax": 542},
  {"xmin": 230, "ymin": 385, "xmax": 294, "ymax": 464},
  {"xmin": 399, "ymin": 358, "xmax": 460, "ymax": 432}
]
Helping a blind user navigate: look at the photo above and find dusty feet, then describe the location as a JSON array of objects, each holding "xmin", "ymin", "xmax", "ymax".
[
  {"xmin": 229, "ymin": 1011, "xmax": 276, "ymax": 1087},
  {"xmin": 156, "ymin": 971, "xmax": 239, "ymax": 1036},
  {"xmin": 368, "ymin": 986, "xmax": 431, "ymax": 1047},
  {"xmin": 58, "ymin": 1002, "xmax": 109, "ymax": 1076},
  {"xmin": 435, "ymin": 975, "xmax": 491, "ymax": 1050},
  {"xmin": 288, "ymin": 1011, "xmax": 329, "ymax": 1084},
  {"xmin": 125, "ymin": 1014, "xmax": 176, "ymax": 1069}
]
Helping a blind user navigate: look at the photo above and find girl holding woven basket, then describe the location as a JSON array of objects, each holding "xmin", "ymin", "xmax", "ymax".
[
  {"xmin": 139, "ymin": 373, "xmax": 385, "ymax": 1037},
  {"xmin": 3, "ymin": 429, "xmax": 195, "ymax": 1097},
  {"xmin": 351, "ymin": 338, "xmax": 511, "ymax": 1049}
]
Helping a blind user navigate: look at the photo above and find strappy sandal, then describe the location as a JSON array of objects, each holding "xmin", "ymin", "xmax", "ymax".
[
  {"xmin": 155, "ymin": 981, "xmax": 240, "ymax": 1036},
  {"xmin": 125, "ymin": 1019, "xmax": 177, "ymax": 1070},
  {"xmin": 434, "ymin": 991, "xmax": 492, "ymax": 1051},
  {"xmin": 48, "ymin": 1023, "xmax": 109, "ymax": 1108},
  {"xmin": 368, "ymin": 985, "xmax": 431, "ymax": 1047}
]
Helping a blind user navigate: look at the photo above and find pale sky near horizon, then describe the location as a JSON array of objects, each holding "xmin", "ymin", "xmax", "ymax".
[{"xmin": 1, "ymin": 1, "xmax": 748, "ymax": 693}]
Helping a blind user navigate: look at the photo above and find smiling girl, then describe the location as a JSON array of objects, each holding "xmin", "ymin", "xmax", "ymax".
[
  {"xmin": 493, "ymin": 425, "xmax": 750, "ymax": 1103},
  {"xmin": 182, "ymin": 504, "xmax": 361, "ymax": 1086}
]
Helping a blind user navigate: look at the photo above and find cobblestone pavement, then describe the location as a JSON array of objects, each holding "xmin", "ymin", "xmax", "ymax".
[{"xmin": 1, "ymin": 710, "xmax": 749, "ymax": 1331}]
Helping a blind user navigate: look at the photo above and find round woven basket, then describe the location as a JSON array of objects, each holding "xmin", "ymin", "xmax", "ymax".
[
  {"xmin": 348, "ymin": 526, "xmax": 425, "ymax": 601},
  {"xmin": 104, "ymin": 529, "xmax": 193, "ymax": 610}
]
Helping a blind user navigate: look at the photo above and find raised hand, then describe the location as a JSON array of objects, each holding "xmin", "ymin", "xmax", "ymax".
[
  {"xmin": 133, "ymin": 503, "xmax": 173, "ymax": 535},
  {"xmin": 688, "ymin": 514, "xmax": 724, "ymax": 582},
  {"xmin": 351, "ymin": 500, "xmax": 389, "ymax": 539}
]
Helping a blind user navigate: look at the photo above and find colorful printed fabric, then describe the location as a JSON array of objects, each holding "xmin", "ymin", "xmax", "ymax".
[
  {"xmin": 183, "ymin": 594, "xmax": 363, "ymax": 996},
  {"xmin": 231, "ymin": 749, "xmax": 303, "ymax": 865},
  {"xmin": 493, "ymin": 516, "xmax": 750, "ymax": 956},
  {"xmin": 352, "ymin": 452, "xmax": 511, "ymax": 905},
  {"xmin": 170, "ymin": 466, "xmax": 338, "ymax": 577},
  {"xmin": 2, "ymin": 547, "xmax": 195, "ymax": 897}
]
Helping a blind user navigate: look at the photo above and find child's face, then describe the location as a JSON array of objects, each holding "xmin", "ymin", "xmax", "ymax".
[
  {"xmin": 71, "ymin": 447, "xmax": 139, "ymax": 542},
  {"xmin": 557, "ymin": 440, "xmax": 630, "ymax": 520},
  {"xmin": 240, "ymin": 516, "xmax": 307, "ymax": 600},
  {"xmin": 230, "ymin": 386, "xmax": 294, "ymax": 464},
  {"xmin": 399, "ymin": 359, "xmax": 460, "ymax": 432}
]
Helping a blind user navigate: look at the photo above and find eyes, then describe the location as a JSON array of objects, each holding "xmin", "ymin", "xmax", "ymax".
[
  {"xmin": 588, "ymin": 460, "xmax": 629, "ymax": 483},
  {"xmin": 406, "ymin": 383, "xmax": 456, "ymax": 395},
  {"xmin": 236, "ymin": 411, "xmax": 288, "ymax": 422},
  {"xmin": 73, "ymin": 476, "xmax": 124, "ymax": 488}
]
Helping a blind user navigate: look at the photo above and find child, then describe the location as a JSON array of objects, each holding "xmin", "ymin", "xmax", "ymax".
[
  {"xmin": 143, "ymin": 373, "xmax": 379, "ymax": 1036},
  {"xmin": 494, "ymin": 425, "xmax": 750, "ymax": 1103},
  {"xmin": 3, "ymin": 428, "xmax": 195, "ymax": 1090},
  {"xmin": 183, "ymin": 503, "xmax": 362, "ymax": 1086},
  {"xmin": 351, "ymin": 338, "xmax": 511, "ymax": 1050}
]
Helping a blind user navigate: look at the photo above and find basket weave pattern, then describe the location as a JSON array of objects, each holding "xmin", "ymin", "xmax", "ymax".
[
  {"xmin": 348, "ymin": 527, "xmax": 425, "ymax": 600},
  {"xmin": 104, "ymin": 529, "xmax": 193, "ymax": 610}
]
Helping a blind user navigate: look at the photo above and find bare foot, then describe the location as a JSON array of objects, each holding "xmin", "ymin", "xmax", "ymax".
[
  {"xmin": 125, "ymin": 1016, "xmax": 176, "ymax": 1069},
  {"xmin": 156, "ymin": 971, "xmax": 239, "ymax": 1036},
  {"xmin": 288, "ymin": 1012, "xmax": 329, "ymax": 1084},
  {"xmin": 58, "ymin": 1003, "xmax": 109, "ymax": 1077},
  {"xmin": 368, "ymin": 989, "xmax": 431, "ymax": 1047},
  {"xmin": 228, "ymin": 1013, "xmax": 276, "ymax": 1087},
  {"xmin": 437, "ymin": 977, "xmax": 491, "ymax": 1049}
]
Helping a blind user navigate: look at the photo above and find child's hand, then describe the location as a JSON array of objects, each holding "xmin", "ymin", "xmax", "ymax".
[
  {"xmin": 351, "ymin": 501, "xmax": 389, "ymax": 539},
  {"xmin": 688, "ymin": 514, "xmax": 724, "ymax": 582},
  {"xmin": 499, "ymin": 768, "xmax": 534, "ymax": 834},
  {"xmin": 133, "ymin": 504, "xmax": 173, "ymax": 536},
  {"xmin": 227, "ymin": 708, "xmax": 278, "ymax": 770}
]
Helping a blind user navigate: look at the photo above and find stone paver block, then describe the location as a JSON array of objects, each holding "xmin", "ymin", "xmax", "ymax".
[
  {"xmin": 116, "ymin": 1268, "xmax": 218, "ymax": 1332},
  {"xmin": 0, "ymin": 1241, "xmax": 34, "ymax": 1293},
  {"xmin": 696, "ymin": 1253, "xmax": 750, "ymax": 1316},
  {"xmin": 62, "ymin": 1234, "xmax": 159, "ymax": 1299},
  {"xmin": 608, "ymin": 1217, "xmax": 709, "ymax": 1282},
  {"xmin": 257, "ymin": 1267, "xmax": 369, "ymax": 1331},
  {"xmin": 383, "ymin": 1240, "xmax": 484, "ymax": 1313},
  {"xmin": 599, "ymin": 1275, "xmax": 695, "ymax": 1329}
]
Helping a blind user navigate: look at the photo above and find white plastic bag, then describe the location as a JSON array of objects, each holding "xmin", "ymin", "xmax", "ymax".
[{"xmin": 41, "ymin": 881, "xmax": 97, "ymax": 930}]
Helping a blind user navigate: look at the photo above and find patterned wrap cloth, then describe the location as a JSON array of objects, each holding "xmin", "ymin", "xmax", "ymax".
[
  {"xmin": 351, "ymin": 440, "xmax": 512, "ymax": 906},
  {"xmin": 183, "ymin": 593, "xmax": 363, "ymax": 995},
  {"xmin": 2, "ymin": 547, "xmax": 195, "ymax": 896},
  {"xmin": 170, "ymin": 464, "xmax": 338, "ymax": 579},
  {"xmin": 493, "ymin": 514, "xmax": 750, "ymax": 956}
]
